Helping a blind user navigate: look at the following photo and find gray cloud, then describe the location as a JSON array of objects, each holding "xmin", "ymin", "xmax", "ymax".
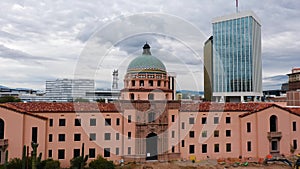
[
  {"xmin": 0, "ymin": 45, "xmax": 59, "ymax": 63},
  {"xmin": 0, "ymin": 0, "xmax": 299, "ymax": 91}
]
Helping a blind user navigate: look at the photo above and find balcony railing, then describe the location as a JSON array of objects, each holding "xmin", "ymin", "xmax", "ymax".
[{"xmin": 267, "ymin": 132, "xmax": 282, "ymax": 140}]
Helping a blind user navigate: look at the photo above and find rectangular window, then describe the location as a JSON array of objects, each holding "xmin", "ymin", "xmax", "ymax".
[
  {"xmin": 247, "ymin": 122, "xmax": 251, "ymax": 132},
  {"xmin": 189, "ymin": 131, "xmax": 195, "ymax": 138},
  {"xmin": 226, "ymin": 130, "xmax": 231, "ymax": 137},
  {"xmin": 271, "ymin": 141, "xmax": 277, "ymax": 151},
  {"xmin": 90, "ymin": 118, "xmax": 96, "ymax": 126},
  {"xmin": 73, "ymin": 149, "xmax": 80, "ymax": 158},
  {"xmin": 116, "ymin": 118, "xmax": 120, "ymax": 126},
  {"xmin": 104, "ymin": 148, "xmax": 110, "ymax": 157},
  {"xmin": 48, "ymin": 134, "xmax": 53, "ymax": 142},
  {"xmin": 148, "ymin": 112, "xmax": 155, "ymax": 123},
  {"xmin": 105, "ymin": 118, "xmax": 111, "ymax": 126},
  {"xmin": 128, "ymin": 115, "xmax": 132, "ymax": 123},
  {"xmin": 226, "ymin": 117, "xmax": 231, "ymax": 124},
  {"xmin": 172, "ymin": 146, "xmax": 175, "ymax": 153},
  {"xmin": 58, "ymin": 149, "xmax": 65, "ymax": 159},
  {"xmin": 58, "ymin": 134, "xmax": 65, "ymax": 142},
  {"xmin": 131, "ymin": 80, "xmax": 135, "ymax": 86},
  {"xmin": 74, "ymin": 133, "xmax": 81, "ymax": 141},
  {"xmin": 181, "ymin": 140, "xmax": 185, "ymax": 147},
  {"xmin": 171, "ymin": 131, "xmax": 175, "ymax": 138},
  {"xmin": 294, "ymin": 140, "xmax": 298, "ymax": 149},
  {"xmin": 74, "ymin": 118, "xmax": 81, "ymax": 126},
  {"xmin": 59, "ymin": 119, "xmax": 66, "ymax": 126},
  {"xmin": 172, "ymin": 115, "xmax": 175, "ymax": 122},
  {"xmin": 202, "ymin": 144, "xmax": 207, "ymax": 153},
  {"xmin": 140, "ymin": 80, "xmax": 144, "ymax": 86},
  {"xmin": 214, "ymin": 144, "xmax": 219, "ymax": 153},
  {"xmin": 48, "ymin": 150, "xmax": 52, "ymax": 158},
  {"xmin": 116, "ymin": 133, "xmax": 120, "ymax": 140},
  {"xmin": 202, "ymin": 131, "xmax": 207, "ymax": 138},
  {"xmin": 89, "ymin": 148, "xmax": 96, "ymax": 158},
  {"xmin": 202, "ymin": 117, "xmax": 207, "ymax": 124},
  {"xmin": 89, "ymin": 133, "xmax": 96, "ymax": 141},
  {"xmin": 226, "ymin": 143, "xmax": 231, "ymax": 152},
  {"xmin": 128, "ymin": 132, "xmax": 131, "ymax": 140},
  {"xmin": 32, "ymin": 127, "xmax": 38, "ymax": 143},
  {"xmin": 181, "ymin": 122, "xmax": 185, "ymax": 129},
  {"xmin": 128, "ymin": 147, "xmax": 131, "ymax": 155},
  {"xmin": 189, "ymin": 145, "xmax": 195, "ymax": 154},
  {"xmin": 214, "ymin": 117, "xmax": 219, "ymax": 124},
  {"xmin": 104, "ymin": 133, "xmax": 111, "ymax": 140},
  {"xmin": 293, "ymin": 121, "xmax": 297, "ymax": 131},
  {"xmin": 189, "ymin": 117, "xmax": 195, "ymax": 124},
  {"xmin": 247, "ymin": 141, "xmax": 252, "ymax": 152},
  {"xmin": 116, "ymin": 147, "xmax": 119, "ymax": 155},
  {"xmin": 49, "ymin": 119, "xmax": 53, "ymax": 127},
  {"xmin": 149, "ymin": 80, "xmax": 153, "ymax": 86},
  {"xmin": 157, "ymin": 80, "xmax": 161, "ymax": 86},
  {"xmin": 214, "ymin": 130, "xmax": 219, "ymax": 137}
]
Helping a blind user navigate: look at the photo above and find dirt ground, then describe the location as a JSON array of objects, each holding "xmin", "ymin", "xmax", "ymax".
[{"xmin": 117, "ymin": 160, "xmax": 293, "ymax": 169}]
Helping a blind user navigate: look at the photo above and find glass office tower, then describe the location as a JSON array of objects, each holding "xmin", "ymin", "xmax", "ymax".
[{"xmin": 212, "ymin": 11, "xmax": 262, "ymax": 102}]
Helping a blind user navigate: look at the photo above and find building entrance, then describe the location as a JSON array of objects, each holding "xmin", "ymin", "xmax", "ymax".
[{"xmin": 146, "ymin": 132, "xmax": 158, "ymax": 160}]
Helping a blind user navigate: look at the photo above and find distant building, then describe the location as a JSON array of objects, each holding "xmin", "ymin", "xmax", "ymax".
[
  {"xmin": 0, "ymin": 85, "xmax": 44, "ymax": 98},
  {"xmin": 287, "ymin": 68, "xmax": 300, "ymax": 106},
  {"xmin": 287, "ymin": 68, "xmax": 300, "ymax": 91},
  {"xmin": 287, "ymin": 91, "xmax": 300, "ymax": 106},
  {"xmin": 281, "ymin": 82, "xmax": 289, "ymax": 91},
  {"xmin": 42, "ymin": 79, "xmax": 94, "ymax": 102},
  {"xmin": 204, "ymin": 36, "xmax": 213, "ymax": 101},
  {"xmin": 112, "ymin": 70, "xmax": 119, "ymax": 90},
  {"xmin": 211, "ymin": 11, "xmax": 262, "ymax": 102}
]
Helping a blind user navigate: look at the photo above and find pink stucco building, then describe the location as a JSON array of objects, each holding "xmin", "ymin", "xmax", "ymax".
[{"xmin": 0, "ymin": 44, "xmax": 300, "ymax": 167}]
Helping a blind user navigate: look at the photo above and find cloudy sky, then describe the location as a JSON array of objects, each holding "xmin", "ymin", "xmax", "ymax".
[{"xmin": 0, "ymin": 0, "xmax": 299, "ymax": 91}]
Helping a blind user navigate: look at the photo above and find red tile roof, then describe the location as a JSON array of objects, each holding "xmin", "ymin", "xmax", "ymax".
[
  {"xmin": 0, "ymin": 102, "xmax": 278, "ymax": 113},
  {"xmin": 180, "ymin": 102, "xmax": 274, "ymax": 112},
  {"xmin": 0, "ymin": 102, "xmax": 119, "ymax": 113},
  {"xmin": 285, "ymin": 107, "xmax": 300, "ymax": 116},
  {"xmin": 0, "ymin": 103, "xmax": 48, "ymax": 120}
]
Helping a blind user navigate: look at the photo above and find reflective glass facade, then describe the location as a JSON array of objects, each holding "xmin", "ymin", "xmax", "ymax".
[{"xmin": 212, "ymin": 12, "xmax": 262, "ymax": 96}]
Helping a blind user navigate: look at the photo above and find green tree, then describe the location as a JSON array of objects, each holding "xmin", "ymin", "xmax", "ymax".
[
  {"xmin": 41, "ymin": 159, "xmax": 60, "ymax": 169},
  {"xmin": 96, "ymin": 99, "xmax": 105, "ymax": 103},
  {"xmin": 70, "ymin": 143, "xmax": 88, "ymax": 169},
  {"xmin": 88, "ymin": 156, "xmax": 114, "ymax": 169},
  {"xmin": 74, "ymin": 98, "xmax": 89, "ymax": 102},
  {"xmin": 70, "ymin": 156, "xmax": 86, "ymax": 169},
  {"xmin": 0, "ymin": 96, "xmax": 21, "ymax": 103},
  {"xmin": 6, "ymin": 158, "xmax": 32, "ymax": 169}
]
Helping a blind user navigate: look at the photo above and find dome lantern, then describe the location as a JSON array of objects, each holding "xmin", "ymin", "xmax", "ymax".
[
  {"xmin": 127, "ymin": 43, "xmax": 166, "ymax": 74},
  {"xmin": 142, "ymin": 42, "xmax": 151, "ymax": 55}
]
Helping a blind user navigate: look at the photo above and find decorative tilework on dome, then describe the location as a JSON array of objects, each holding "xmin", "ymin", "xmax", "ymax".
[{"xmin": 127, "ymin": 54, "xmax": 166, "ymax": 73}]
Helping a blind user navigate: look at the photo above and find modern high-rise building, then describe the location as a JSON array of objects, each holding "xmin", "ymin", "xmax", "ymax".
[
  {"xmin": 208, "ymin": 11, "xmax": 262, "ymax": 102},
  {"xmin": 45, "ymin": 79, "xmax": 95, "ymax": 101},
  {"xmin": 204, "ymin": 36, "xmax": 213, "ymax": 101}
]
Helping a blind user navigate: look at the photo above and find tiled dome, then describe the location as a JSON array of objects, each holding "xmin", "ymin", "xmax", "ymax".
[{"xmin": 127, "ymin": 43, "xmax": 166, "ymax": 73}]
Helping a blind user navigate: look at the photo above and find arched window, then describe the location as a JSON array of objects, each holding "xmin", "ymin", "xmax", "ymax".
[
  {"xmin": 148, "ymin": 93, "xmax": 154, "ymax": 100},
  {"xmin": 0, "ymin": 118, "xmax": 4, "ymax": 139},
  {"xmin": 270, "ymin": 115, "xmax": 278, "ymax": 132}
]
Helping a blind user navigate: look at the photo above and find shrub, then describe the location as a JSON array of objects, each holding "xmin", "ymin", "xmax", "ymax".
[
  {"xmin": 41, "ymin": 159, "xmax": 60, "ymax": 169},
  {"xmin": 88, "ymin": 156, "xmax": 114, "ymax": 169}
]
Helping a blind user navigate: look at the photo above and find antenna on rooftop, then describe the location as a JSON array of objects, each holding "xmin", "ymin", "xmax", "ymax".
[{"xmin": 236, "ymin": 0, "xmax": 239, "ymax": 13}]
